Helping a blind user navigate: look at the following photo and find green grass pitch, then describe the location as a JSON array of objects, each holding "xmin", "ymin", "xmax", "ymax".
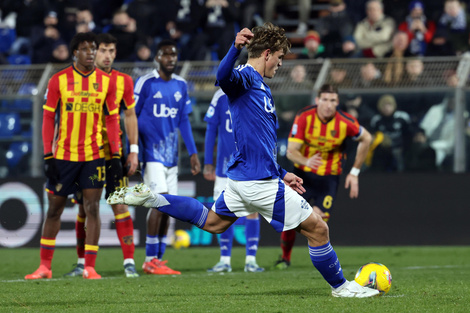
[{"xmin": 1, "ymin": 246, "xmax": 469, "ymax": 312}]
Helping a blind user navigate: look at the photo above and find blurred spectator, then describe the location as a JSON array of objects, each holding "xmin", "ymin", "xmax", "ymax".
[
  {"xmin": 127, "ymin": 0, "xmax": 167, "ymax": 48},
  {"xmin": 341, "ymin": 93, "xmax": 375, "ymax": 127},
  {"xmin": 328, "ymin": 64, "xmax": 353, "ymax": 87},
  {"xmin": 30, "ymin": 10, "xmax": 59, "ymax": 46},
  {"xmin": 164, "ymin": 0, "xmax": 205, "ymax": 61},
  {"xmin": 108, "ymin": 9, "xmax": 144, "ymax": 61},
  {"xmin": 405, "ymin": 129, "xmax": 437, "ymax": 171},
  {"xmin": 353, "ymin": 0, "xmax": 396, "ymax": 58},
  {"xmin": 334, "ymin": 35, "xmax": 358, "ymax": 58},
  {"xmin": 238, "ymin": 0, "xmax": 263, "ymax": 29},
  {"xmin": 130, "ymin": 43, "xmax": 153, "ymax": 62},
  {"xmin": 443, "ymin": 69, "xmax": 459, "ymax": 87},
  {"xmin": 353, "ymin": 62, "xmax": 382, "ymax": 88},
  {"xmin": 274, "ymin": 64, "xmax": 313, "ymax": 138},
  {"xmin": 296, "ymin": 30, "xmax": 325, "ymax": 59},
  {"xmin": 419, "ymin": 93, "xmax": 466, "ymax": 169},
  {"xmin": 75, "ymin": 6, "xmax": 100, "ymax": 34},
  {"xmin": 50, "ymin": 40, "xmax": 71, "ymax": 63},
  {"xmin": 398, "ymin": 1, "xmax": 436, "ymax": 56},
  {"xmin": 316, "ymin": 0, "xmax": 354, "ymax": 57},
  {"xmin": 383, "ymin": 31, "xmax": 413, "ymax": 86},
  {"xmin": 264, "ymin": 0, "xmax": 311, "ymax": 35},
  {"xmin": 425, "ymin": 27, "xmax": 456, "ymax": 56},
  {"xmin": 369, "ymin": 94, "xmax": 412, "ymax": 172},
  {"xmin": 3, "ymin": 0, "xmax": 52, "ymax": 57},
  {"xmin": 438, "ymin": 0, "xmax": 470, "ymax": 54},
  {"xmin": 187, "ymin": 0, "xmax": 240, "ymax": 60},
  {"xmin": 402, "ymin": 58, "xmax": 432, "ymax": 86},
  {"xmin": 32, "ymin": 25, "xmax": 61, "ymax": 64}
]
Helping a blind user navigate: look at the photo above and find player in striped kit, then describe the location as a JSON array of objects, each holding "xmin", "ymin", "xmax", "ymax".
[
  {"xmin": 26, "ymin": 32, "xmax": 122, "ymax": 280},
  {"xmin": 274, "ymin": 84, "xmax": 372, "ymax": 270},
  {"xmin": 109, "ymin": 24, "xmax": 379, "ymax": 297},
  {"xmin": 204, "ymin": 89, "xmax": 263, "ymax": 273},
  {"xmin": 64, "ymin": 33, "xmax": 140, "ymax": 278}
]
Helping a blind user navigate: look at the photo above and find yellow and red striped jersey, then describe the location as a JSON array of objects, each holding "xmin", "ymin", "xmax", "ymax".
[
  {"xmin": 289, "ymin": 105, "xmax": 361, "ymax": 176},
  {"xmin": 43, "ymin": 64, "xmax": 120, "ymax": 161},
  {"xmin": 102, "ymin": 69, "xmax": 136, "ymax": 159}
]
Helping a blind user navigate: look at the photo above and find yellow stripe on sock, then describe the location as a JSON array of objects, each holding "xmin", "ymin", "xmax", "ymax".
[
  {"xmin": 40, "ymin": 238, "xmax": 56, "ymax": 246},
  {"xmin": 115, "ymin": 211, "xmax": 131, "ymax": 220},
  {"xmin": 84, "ymin": 244, "xmax": 99, "ymax": 252},
  {"xmin": 77, "ymin": 215, "xmax": 86, "ymax": 223}
]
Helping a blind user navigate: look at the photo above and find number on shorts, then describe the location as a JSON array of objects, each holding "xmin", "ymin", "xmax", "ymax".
[
  {"xmin": 323, "ymin": 195, "xmax": 333, "ymax": 209},
  {"xmin": 97, "ymin": 166, "xmax": 106, "ymax": 182}
]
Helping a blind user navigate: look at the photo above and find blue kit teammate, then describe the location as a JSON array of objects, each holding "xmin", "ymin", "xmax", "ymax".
[
  {"xmin": 134, "ymin": 39, "xmax": 201, "ymax": 275},
  {"xmin": 204, "ymin": 89, "xmax": 264, "ymax": 273},
  {"xmin": 109, "ymin": 24, "xmax": 379, "ymax": 298}
]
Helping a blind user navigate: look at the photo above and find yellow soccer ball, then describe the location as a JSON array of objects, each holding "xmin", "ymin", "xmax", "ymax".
[
  {"xmin": 354, "ymin": 262, "xmax": 392, "ymax": 295},
  {"xmin": 172, "ymin": 229, "xmax": 191, "ymax": 249}
]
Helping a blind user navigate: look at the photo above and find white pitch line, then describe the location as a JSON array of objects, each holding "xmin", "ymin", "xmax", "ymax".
[{"xmin": 402, "ymin": 265, "xmax": 465, "ymax": 270}]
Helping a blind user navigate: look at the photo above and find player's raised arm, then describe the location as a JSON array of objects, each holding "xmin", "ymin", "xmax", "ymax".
[
  {"xmin": 234, "ymin": 28, "xmax": 254, "ymax": 50},
  {"xmin": 216, "ymin": 28, "xmax": 254, "ymax": 93}
]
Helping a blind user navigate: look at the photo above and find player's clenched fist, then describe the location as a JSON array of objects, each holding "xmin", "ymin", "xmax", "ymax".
[{"xmin": 235, "ymin": 28, "xmax": 254, "ymax": 50}]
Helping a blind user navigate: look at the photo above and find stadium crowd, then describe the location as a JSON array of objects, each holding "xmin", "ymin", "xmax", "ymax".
[
  {"xmin": 1, "ymin": 0, "xmax": 469, "ymax": 176},
  {"xmin": 1, "ymin": 0, "xmax": 470, "ymax": 64}
]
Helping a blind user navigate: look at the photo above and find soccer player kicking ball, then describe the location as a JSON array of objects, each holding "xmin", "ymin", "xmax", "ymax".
[{"xmin": 108, "ymin": 23, "xmax": 379, "ymax": 297}]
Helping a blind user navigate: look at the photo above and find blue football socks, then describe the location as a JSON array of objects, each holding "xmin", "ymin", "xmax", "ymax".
[
  {"xmin": 245, "ymin": 217, "xmax": 260, "ymax": 257},
  {"xmin": 158, "ymin": 194, "xmax": 209, "ymax": 228},
  {"xmin": 219, "ymin": 224, "xmax": 234, "ymax": 257},
  {"xmin": 309, "ymin": 242, "xmax": 346, "ymax": 288}
]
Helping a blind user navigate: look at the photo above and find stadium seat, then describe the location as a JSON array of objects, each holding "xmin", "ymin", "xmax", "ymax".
[
  {"xmin": 0, "ymin": 27, "xmax": 15, "ymax": 53},
  {"xmin": 6, "ymin": 141, "xmax": 32, "ymax": 173},
  {"xmin": 7, "ymin": 54, "xmax": 31, "ymax": 65},
  {"xmin": 13, "ymin": 83, "xmax": 37, "ymax": 110},
  {"xmin": 0, "ymin": 113, "xmax": 22, "ymax": 138}
]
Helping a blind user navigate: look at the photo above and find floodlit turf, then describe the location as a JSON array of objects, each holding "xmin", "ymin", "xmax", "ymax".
[{"xmin": 1, "ymin": 246, "xmax": 469, "ymax": 312}]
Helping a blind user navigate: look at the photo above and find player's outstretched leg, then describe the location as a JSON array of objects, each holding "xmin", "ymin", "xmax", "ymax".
[{"xmin": 108, "ymin": 183, "xmax": 209, "ymax": 229}]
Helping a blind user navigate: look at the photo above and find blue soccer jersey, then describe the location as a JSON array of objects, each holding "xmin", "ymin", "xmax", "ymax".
[
  {"xmin": 204, "ymin": 89, "xmax": 235, "ymax": 177},
  {"xmin": 216, "ymin": 45, "xmax": 285, "ymax": 181},
  {"xmin": 134, "ymin": 69, "xmax": 193, "ymax": 167}
]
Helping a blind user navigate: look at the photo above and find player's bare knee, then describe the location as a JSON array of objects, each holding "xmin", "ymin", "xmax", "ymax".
[{"xmin": 314, "ymin": 220, "xmax": 329, "ymax": 240}]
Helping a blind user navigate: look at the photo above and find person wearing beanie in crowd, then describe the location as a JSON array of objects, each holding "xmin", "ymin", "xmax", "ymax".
[
  {"xmin": 297, "ymin": 30, "xmax": 325, "ymax": 59},
  {"xmin": 398, "ymin": 0, "xmax": 436, "ymax": 56}
]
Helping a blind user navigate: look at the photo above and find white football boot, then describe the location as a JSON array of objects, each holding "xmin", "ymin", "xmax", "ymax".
[
  {"xmin": 107, "ymin": 183, "xmax": 157, "ymax": 207},
  {"xmin": 331, "ymin": 280, "xmax": 380, "ymax": 298}
]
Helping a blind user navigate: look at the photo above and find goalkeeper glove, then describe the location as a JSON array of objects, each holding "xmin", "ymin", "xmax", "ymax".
[
  {"xmin": 44, "ymin": 153, "xmax": 59, "ymax": 185},
  {"xmin": 108, "ymin": 154, "xmax": 123, "ymax": 187}
]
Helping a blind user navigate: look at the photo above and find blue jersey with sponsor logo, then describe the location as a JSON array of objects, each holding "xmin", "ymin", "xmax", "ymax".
[
  {"xmin": 134, "ymin": 69, "xmax": 192, "ymax": 166},
  {"xmin": 216, "ymin": 45, "xmax": 283, "ymax": 181},
  {"xmin": 204, "ymin": 89, "xmax": 235, "ymax": 178}
]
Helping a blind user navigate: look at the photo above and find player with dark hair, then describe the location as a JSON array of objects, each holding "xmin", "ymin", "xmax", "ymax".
[
  {"xmin": 204, "ymin": 89, "xmax": 263, "ymax": 273},
  {"xmin": 134, "ymin": 39, "xmax": 201, "ymax": 275},
  {"xmin": 273, "ymin": 83, "xmax": 372, "ymax": 270},
  {"xmin": 63, "ymin": 33, "xmax": 140, "ymax": 278},
  {"xmin": 26, "ymin": 32, "xmax": 122, "ymax": 280},
  {"xmin": 109, "ymin": 24, "xmax": 379, "ymax": 297}
]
